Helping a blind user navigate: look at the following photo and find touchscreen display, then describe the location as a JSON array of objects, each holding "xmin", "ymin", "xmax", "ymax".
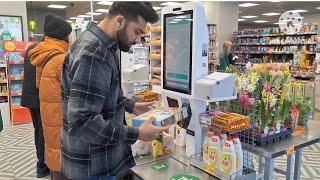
[{"xmin": 163, "ymin": 10, "xmax": 193, "ymax": 95}]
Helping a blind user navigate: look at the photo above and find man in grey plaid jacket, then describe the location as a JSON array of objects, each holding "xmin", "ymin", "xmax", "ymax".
[{"xmin": 60, "ymin": 2, "xmax": 168, "ymax": 180}]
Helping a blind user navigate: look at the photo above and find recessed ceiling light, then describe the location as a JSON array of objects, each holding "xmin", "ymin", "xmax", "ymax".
[
  {"xmin": 47, "ymin": 4, "xmax": 67, "ymax": 9},
  {"xmin": 290, "ymin": 9, "xmax": 308, "ymax": 13},
  {"xmin": 97, "ymin": 1, "xmax": 113, "ymax": 6},
  {"xmin": 153, "ymin": 6, "xmax": 161, "ymax": 10},
  {"xmin": 95, "ymin": 9, "xmax": 109, "ymax": 13},
  {"xmin": 242, "ymin": 15, "xmax": 258, "ymax": 19},
  {"xmin": 262, "ymin": 12, "xmax": 280, "ymax": 16},
  {"xmin": 254, "ymin": 20, "xmax": 268, "ymax": 23},
  {"xmin": 86, "ymin": 12, "xmax": 102, "ymax": 16},
  {"xmin": 239, "ymin": 3, "xmax": 259, "ymax": 7},
  {"xmin": 161, "ymin": 2, "xmax": 181, "ymax": 6},
  {"xmin": 70, "ymin": 17, "xmax": 81, "ymax": 20},
  {"xmin": 317, "ymin": 7, "xmax": 320, "ymax": 9},
  {"xmin": 78, "ymin": 15, "xmax": 91, "ymax": 18},
  {"xmin": 238, "ymin": 19, "xmax": 246, "ymax": 22}
]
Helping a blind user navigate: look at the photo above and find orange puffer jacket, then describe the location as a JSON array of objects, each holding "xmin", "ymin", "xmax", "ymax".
[{"xmin": 29, "ymin": 36, "xmax": 68, "ymax": 172}]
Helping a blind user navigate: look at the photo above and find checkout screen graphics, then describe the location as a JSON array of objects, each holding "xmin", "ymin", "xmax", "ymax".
[{"xmin": 163, "ymin": 10, "xmax": 193, "ymax": 95}]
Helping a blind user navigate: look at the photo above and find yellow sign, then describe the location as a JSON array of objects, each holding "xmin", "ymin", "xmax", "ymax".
[{"xmin": 4, "ymin": 41, "xmax": 16, "ymax": 52}]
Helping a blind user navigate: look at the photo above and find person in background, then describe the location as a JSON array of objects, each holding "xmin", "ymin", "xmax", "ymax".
[
  {"xmin": 61, "ymin": 2, "xmax": 168, "ymax": 179},
  {"xmin": 29, "ymin": 15, "xmax": 72, "ymax": 180},
  {"xmin": 220, "ymin": 41, "xmax": 238, "ymax": 71},
  {"xmin": 21, "ymin": 41, "xmax": 50, "ymax": 178}
]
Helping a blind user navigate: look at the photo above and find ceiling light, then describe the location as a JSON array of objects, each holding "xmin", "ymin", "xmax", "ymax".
[
  {"xmin": 269, "ymin": 0, "xmax": 281, "ymax": 2},
  {"xmin": 153, "ymin": 6, "xmax": 161, "ymax": 10},
  {"xmin": 262, "ymin": 12, "xmax": 280, "ymax": 16},
  {"xmin": 86, "ymin": 12, "xmax": 102, "ymax": 16},
  {"xmin": 161, "ymin": 2, "xmax": 181, "ymax": 6},
  {"xmin": 95, "ymin": 9, "xmax": 109, "ymax": 13},
  {"xmin": 66, "ymin": 20, "xmax": 72, "ymax": 23},
  {"xmin": 78, "ymin": 15, "xmax": 91, "ymax": 18},
  {"xmin": 290, "ymin": 9, "xmax": 308, "ymax": 13},
  {"xmin": 70, "ymin": 17, "xmax": 82, "ymax": 20},
  {"xmin": 254, "ymin": 20, "xmax": 268, "ymax": 23},
  {"xmin": 97, "ymin": 1, "xmax": 113, "ymax": 6},
  {"xmin": 242, "ymin": 15, "xmax": 258, "ymax": 19},
  {"xmin": 238, "ymin": 19, "xmax": 246, "ymax": 22},
  {"xmin": 47, "ymin": 4, "xmax": 67, "ymax": 9},
  {"xmin": 239, "ymin": 3, "xmax": 259, "ymax": 7},
  {"xmin": 274, "ymin": 22, "xmax": 285, "ymax": 25},
  {"xmin": 317, "ymin": 7, "xmax": 320, "ymax": 9}
]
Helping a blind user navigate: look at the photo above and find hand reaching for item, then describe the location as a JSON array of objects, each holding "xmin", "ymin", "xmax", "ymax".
[{"xmin": 138, "ymin": 116, "xmax": 169, "ymax": 142}]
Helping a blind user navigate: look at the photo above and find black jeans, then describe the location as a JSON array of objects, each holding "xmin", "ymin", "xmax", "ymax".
[{"xmin": 30, "ymin": 108, "xmax": 45, "ymax": 167}]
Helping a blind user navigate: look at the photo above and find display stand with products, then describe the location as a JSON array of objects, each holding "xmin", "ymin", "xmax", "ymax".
[
  {"xmin": 0, "ymin": 40, "xmax": 10, "ymax": 126},
  {"xmin": 149, "ymin": 18, "xmax": 162, "ymax": 93},
  {"xmin": 3, "ymin": 41, "xmax": 31, "ymax": 125},
  {"xmin": 233, "ymin": 25, "xmax": 318, "ymax": 70}
]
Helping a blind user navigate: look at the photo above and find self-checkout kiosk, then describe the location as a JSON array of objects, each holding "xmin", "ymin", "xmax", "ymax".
[{"xmin": 161, "ymin": 2, "xmax": 237, "ymax": 157}]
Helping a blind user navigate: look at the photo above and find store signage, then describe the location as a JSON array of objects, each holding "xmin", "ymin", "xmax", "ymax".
[
  {"xmin": 170, "ymin": 174, "xmax": 200, "ymax": 180},
  {"xmin": 279, "ymin": 11, "xmax": 303, "ymax": 34},
  {"xmin": 151, "ymin": 162, "xmax": 168, "ymax": 171},
  {"xmin": 4, "ymin": 41, "xmax": 26, "ymax": 52}
]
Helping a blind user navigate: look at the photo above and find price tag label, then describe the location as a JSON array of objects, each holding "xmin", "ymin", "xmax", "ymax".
[
  {"xmin": 204, "ymin": 164, "xmax": 216, "ymax": 175},
  {"xmin": 285, "ymin": 146, "xmax": 294, "ymax": 155}
]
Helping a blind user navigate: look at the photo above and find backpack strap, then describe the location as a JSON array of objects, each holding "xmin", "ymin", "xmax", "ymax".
[{"xmin": 41, "ymin": 51, "xmax": 64, "ymax": 76}]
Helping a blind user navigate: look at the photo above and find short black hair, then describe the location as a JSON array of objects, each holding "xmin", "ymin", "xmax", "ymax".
[{"xmin": 108, "ymin": 2, "xmax": 159, "ymax": 24}]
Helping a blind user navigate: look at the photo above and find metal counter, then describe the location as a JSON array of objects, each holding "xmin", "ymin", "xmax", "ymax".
[
  {"xmin": 244, "ymin": 120, "xmax": 320, "ymax": 180},
  {"xmin": 132, "ymin": 146, "xmax": 216, "ymax": 180}
]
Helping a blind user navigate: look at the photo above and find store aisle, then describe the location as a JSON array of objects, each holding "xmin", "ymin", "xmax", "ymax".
[{"xmin": 0, "ymin": 123, "xmax": 320, "ymax": 180}]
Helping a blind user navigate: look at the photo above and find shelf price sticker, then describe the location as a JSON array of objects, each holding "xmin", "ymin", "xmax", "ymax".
[
  {"xmin": 204, "ymin": 164, "xmax": 216, "ymax": 176},
  {"xmin": 151, "ymin": 163, "xmax": 168, "ymax": 171},
  {"xmin": 285, "ymin": 146, "xmax": 294, "ymax": 155}
]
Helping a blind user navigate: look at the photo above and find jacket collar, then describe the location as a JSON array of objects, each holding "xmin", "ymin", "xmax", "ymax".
[{"xmin": 87, "ymin": 21, "xmax": 118, "ymax": 51}]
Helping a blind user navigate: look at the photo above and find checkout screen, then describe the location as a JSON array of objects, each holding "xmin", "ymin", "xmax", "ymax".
[{"xmin": 163, "ymin": 10, "xmax": 193, "ymax": 95}]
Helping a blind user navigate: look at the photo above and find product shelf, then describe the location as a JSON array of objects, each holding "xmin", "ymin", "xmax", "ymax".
[
  {"xmin": 237, "ymin": 42, "xmax": 317, "ymax": 46},
  {"xmin": 190, "ymin": 152, "xmax": 256, "ymax": 180},
  {"xmin": 236, "ymin": 32, "xmax": 317, "ymax": 38},
  {"xmin": 234, "ymin": 51, "xmax": 316, "ymax": 55}
]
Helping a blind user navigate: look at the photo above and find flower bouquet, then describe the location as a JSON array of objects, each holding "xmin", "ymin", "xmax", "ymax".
[{"xmin": 236, "ymin": 63, "xmax": 294, "ymax": 146}]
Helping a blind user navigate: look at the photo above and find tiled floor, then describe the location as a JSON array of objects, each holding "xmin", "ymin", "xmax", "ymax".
[{"xmin": 0, "ymin": 123, "xmax": 319, "ymax": 179}]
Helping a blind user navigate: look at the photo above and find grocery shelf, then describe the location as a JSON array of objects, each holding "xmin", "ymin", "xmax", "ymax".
[
  {"xmin": 237, "ymin": 42, "xmax": 317, "ymax": 46},
  {"xmin": 234, "ymin": 51, "xmax": 316, "ymax": 55},
  {"xmin": 237, "ymin": 32, "xmax": 317, "ymax": 38}
]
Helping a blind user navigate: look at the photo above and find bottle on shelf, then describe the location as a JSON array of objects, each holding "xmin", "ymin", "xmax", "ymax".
[
  {"xmin": 221, "ymin": 136, "xmax": 237, "ymax": 177},
  {"xmin": 208, "ymin": 132, "xmax": 222, "ymax": 170},
  {"xmin": 233, "ymin": 134, "xmax": 243, "ymax": 175},
  {"xmin": 203, "ymin": 127, "xmax": 214, "ymax": 164}
]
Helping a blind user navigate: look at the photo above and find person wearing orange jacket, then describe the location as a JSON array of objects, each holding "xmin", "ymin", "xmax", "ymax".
[{"xmin": 29, "ymin": 15, "xmax": 72, "ymax": 180}]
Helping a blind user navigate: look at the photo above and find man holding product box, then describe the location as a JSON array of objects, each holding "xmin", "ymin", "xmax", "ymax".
[{"xmin": 60, "ymin": 2, "xmax": 168, "ymax": 180}]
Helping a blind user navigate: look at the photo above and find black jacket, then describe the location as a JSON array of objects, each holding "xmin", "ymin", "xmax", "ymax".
[{"xmin": 21, "ymin": 43, "xmax": 39, "ymax": 108}]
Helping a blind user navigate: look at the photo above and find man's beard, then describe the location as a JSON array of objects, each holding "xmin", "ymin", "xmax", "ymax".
[{"xmin": 116, "ymin": 27, "xmax": 131, "ymax": 52}]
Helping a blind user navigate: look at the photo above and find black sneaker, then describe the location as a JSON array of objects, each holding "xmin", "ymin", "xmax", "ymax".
[{"xmin": 36, "ymin": 164, "xmax": 50, "ymax": 178}]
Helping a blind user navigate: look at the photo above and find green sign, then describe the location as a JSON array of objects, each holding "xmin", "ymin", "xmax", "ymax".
[
  {"xmin": 151, "ymin": 163, "xmax": 168, "ymax": 171},
  {"xmin": 2, "ymin": 32, "xmax": 11, "ymax": 41},
  {"xmin": 28, "ymin": 20, "xmax": 37, "ymax": 30},
  {"xmin": 170, "ymin": 174, "xmax": 201, "ymax": 180}
]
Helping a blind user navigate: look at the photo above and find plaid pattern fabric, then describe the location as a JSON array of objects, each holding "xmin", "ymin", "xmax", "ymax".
[{"xmin": 60, "ymin": 22, "xmax": 139, "ymax": 179}]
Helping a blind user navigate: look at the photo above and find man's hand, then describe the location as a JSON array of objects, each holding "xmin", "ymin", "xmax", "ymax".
[
  {"xmin": 138, "ymin": 117, "xmax": 169, "ymax": 142},
  {"xmin": 133, "ymin": 101, "xmax": 154, "ymax": 115}
]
